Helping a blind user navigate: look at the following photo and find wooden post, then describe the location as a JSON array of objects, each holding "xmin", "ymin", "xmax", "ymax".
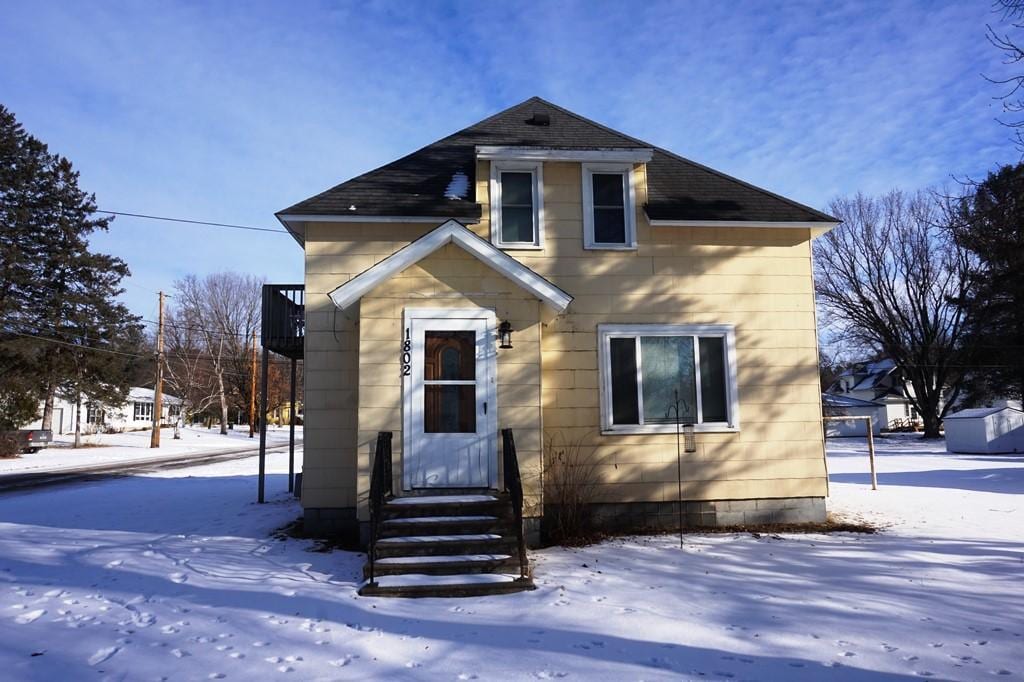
[
  {"xmin": 822, "ymin": 415, "xmax": 878, "ymax": 490},
  {"xmin": 150, "ymin": 291, "xmax": 165, "ymax": 448},
  {"xmin": 866, "ymin": 416, "xmax": 877, "ymax": 491}
]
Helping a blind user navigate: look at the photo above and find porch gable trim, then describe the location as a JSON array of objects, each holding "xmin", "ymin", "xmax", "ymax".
[{"xmin": 327, "ymin": 219, "xmax": 573, "ymax": 312}]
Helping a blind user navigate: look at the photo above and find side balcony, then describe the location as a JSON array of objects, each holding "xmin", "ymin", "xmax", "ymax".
[{"xmin": 261, "ymin": 284, "xmax": 304, "ymax": 360}]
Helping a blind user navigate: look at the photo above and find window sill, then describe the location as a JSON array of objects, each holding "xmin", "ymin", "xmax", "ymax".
[
  {"xmin": 601, "ymin": 424, "xmax": 740, "ymax": 435},
  {"xmin": 494, "ymin": 243, "xmax": 544, "ymax": 251},
  {"xmin": 584, "ymin": 243, "xmax": 638, "ymax": 251}
]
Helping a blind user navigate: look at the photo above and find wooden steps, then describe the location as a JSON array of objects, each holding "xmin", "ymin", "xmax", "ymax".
[{"xmin": 359, "ymin": 491, "xmax": 535, "ymax": 598}]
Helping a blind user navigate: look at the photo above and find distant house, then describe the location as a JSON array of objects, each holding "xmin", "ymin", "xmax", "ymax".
[
  {"xmin": 22, "ymin": 387, "xmax": 182, "ymax": 434},
  {"xmin": 826, "ymin": 359, "xmax": 926, "ymax": 430}
]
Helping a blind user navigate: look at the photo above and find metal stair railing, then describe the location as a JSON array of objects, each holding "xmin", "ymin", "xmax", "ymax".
[
  {"xmin": 501, "ymin": 428, "xmax": 530, "ymax": 582},
  {"xmin": 366, "ymin": 431, "xmax": 393, "ymax": 587}
]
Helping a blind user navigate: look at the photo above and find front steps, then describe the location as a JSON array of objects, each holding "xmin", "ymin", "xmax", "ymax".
[{"xmin": 359, "ymin": 492, "xmax": 535, "ymax": 598}]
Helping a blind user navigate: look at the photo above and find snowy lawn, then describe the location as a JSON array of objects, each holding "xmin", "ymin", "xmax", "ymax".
[
  {"xmin": 0, "ymin": 437, "xmax": 1021, "ymax": 680},
  {"xmin": 0, "ymin": 425, "xmax": 300, "ymax": 475}
]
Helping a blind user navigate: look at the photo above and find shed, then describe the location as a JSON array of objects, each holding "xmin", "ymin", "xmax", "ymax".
[
  {"xmin": 822, "ymin": 394, "xmax": 885, "ymax": 437},
  {"xmin": 944, "ymin": 405, "xmax": 1024, "ymax": 454}
]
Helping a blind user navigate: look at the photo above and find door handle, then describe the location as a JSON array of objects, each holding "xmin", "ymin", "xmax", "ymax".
[{"xmin": 484, "ymin": 401, "xmax": 488, "ymax": 415}]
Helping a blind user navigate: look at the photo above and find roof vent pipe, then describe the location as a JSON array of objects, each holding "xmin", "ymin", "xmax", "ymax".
[{"xmin": 527, "ymin": 113, "xmax": 550, "ymax": 126}]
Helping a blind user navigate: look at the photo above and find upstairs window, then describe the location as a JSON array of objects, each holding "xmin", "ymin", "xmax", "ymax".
[
  {"xmin": 598, "ymin": 324, "xmax": 739, "ymax": 433},
  {"xmin": 490, "ymin": 162, "xmax": 543, "ymax": 249},
  {"xmin": 583, "ymin": 163, "xmax": 636, "ymax": 249}
]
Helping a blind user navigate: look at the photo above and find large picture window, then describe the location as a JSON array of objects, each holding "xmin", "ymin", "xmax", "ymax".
[
  {"xmin": 133, "ymin": 401, "xmax": 153, "ymax": 421},
  {"xmin": 598, "ymin": 324, "xmax": 738, "ymax": 433},
  {"xmin": 490, "ymin": 161, "xmax": 543, "ymax": 249},
  {"xmin": 582, "ymin": 163, "xmax": 636, "ymax": 249}
]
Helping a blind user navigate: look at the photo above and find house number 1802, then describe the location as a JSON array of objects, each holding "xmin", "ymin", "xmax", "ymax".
[{"xmin": 401, "ymin": 328, "xmax": 412, "ymax": 376}]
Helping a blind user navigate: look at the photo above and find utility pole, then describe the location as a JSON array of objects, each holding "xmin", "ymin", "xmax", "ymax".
[
  {"xmin": 150, "ymin": 290, "xmax": 165, "ymax": 448},
  {"xmin": 249, "ymin": 329, "xmax": 257, "ymax": 438}
]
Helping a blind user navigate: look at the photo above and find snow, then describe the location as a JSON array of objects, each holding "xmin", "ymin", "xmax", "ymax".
[
  {"xmin": 0, "ymin": 425, "xmax": 300, "ymax": 475},
  {"xmin": 0, "ymin": 435, "xmax": 1021, "ymax": 680}
]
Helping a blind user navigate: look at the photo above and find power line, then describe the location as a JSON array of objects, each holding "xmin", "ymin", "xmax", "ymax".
[
  {"xmin": 97, "ymin": 209, "xmax": 289, "ymax": 234},
  {"xmin": 1, "ymin": 327, "xmax": 301, "ymax": 373}
]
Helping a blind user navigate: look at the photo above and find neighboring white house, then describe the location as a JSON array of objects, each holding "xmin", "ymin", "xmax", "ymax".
[
  {"xmin": 826, "ymin": 359, "xmax": 928, "ymax": 430},
  {"xmin": 22, "ymin": 387, "xmax": 182, "ymax": 434},
  {"xmin": 822, "ymin": 393, "xmax": 885, "ymax": 436},
  {"xmin": 944, "ymin": 402, "xmax": 1024, "ymax": 454}
]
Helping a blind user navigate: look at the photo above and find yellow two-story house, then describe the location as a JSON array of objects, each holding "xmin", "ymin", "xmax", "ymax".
[{"xmin": 275, "ymin": 97, "xmax": 837, "ymax": 596}]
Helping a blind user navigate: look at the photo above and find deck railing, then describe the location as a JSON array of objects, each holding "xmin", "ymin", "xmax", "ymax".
[
  {"xmin": 501, "ymin": 428, "xmax": 530, "ymax": 582},
  {"xmin": 260, "ymin": 284, "xmax": 304, "ymax": 359}
]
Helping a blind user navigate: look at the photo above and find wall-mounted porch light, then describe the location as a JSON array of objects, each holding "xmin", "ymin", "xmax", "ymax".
[{"xmin": 498, "ymin": 320, "xmax": 514, "ymax": 349}]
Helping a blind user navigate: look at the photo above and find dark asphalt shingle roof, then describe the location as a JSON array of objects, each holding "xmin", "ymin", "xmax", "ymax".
[{"xmin": 278, "ymin": 97, "xmax": 836, "ymax": 225}]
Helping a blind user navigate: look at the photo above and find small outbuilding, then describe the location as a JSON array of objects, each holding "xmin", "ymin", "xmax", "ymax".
[
  {"xmin": 944, "ymin": 404, "xmax": 1024, "ymax": 454},
  {"xmin": 822, "ymin": 393, "xmax": 885, "ymax": 437}
]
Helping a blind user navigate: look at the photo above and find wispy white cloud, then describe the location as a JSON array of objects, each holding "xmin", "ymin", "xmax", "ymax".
[{"xmin": 1, "ymin": 0, "xmax": 1015, "ymax": 315}]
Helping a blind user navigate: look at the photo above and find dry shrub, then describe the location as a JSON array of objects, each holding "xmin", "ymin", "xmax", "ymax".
[
  {"xmin": 543, "ymin": 430, "xmax": 602, "ymax": 545},
  {"xmin": 0, "ymin": 433, "xmax": 21, "ymax": 459}
]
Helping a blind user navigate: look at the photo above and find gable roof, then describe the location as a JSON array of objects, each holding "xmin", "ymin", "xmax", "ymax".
[
  {"xmin": 822, "ymin": 393, "xmax": 883, "ymax": 409},
  {"xmin": 944, "ymin": 406, "xmax": 1023, "ymax": 420},
  {"xmin": 277, "ymin": 97, "xmax": 837, "ymax": 243},
  {"xmin": 327, "ymin": 220, "xmax": 573, "ymax": 312}
]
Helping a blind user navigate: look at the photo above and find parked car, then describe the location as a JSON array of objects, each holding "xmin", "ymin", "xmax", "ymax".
[{"xmin": 1, "ymin": 429, "xmax": 53, "ymax": 454}]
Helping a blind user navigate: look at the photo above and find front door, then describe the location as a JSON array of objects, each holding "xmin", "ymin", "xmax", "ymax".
[{"xmin": 403, "ymin": 310, "xmax": 497, "ymax": 489}]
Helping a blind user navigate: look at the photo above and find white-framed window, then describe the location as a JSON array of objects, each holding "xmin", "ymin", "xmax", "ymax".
[
  {"xmin": 133, "ymin": 401, "xmax": 153, "ymax": 421},
  {"xmin": 86, "ymin": 404, "xmax": 104, "ymax": 425},
  {"xmin": 582, "ymin": 163, "xmax": 637, "ymax": 250},
  {"xmin": 597, "ymin": 324, "xmax": 739, "ymax": 434},
  {"xmin": 489, "ymin": 161, "xmax": 544, "ymax": 249}
]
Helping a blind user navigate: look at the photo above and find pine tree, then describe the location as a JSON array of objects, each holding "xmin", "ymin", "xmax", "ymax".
[
  {"xmin": 0, "ymin": 103, "xmax": 143, "ymax": 434},
  {"xmin": 951, "ymin": 163, "xmax": 1024, "ymax": 403}
]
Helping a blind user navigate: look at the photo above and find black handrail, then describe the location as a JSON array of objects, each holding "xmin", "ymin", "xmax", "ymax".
[
  {"xmin": 366, "ymin": 431, "xmax": 393, "ymax": 587},
  {"xmin": 501, "ymin": 428, "xmax": 530, "ymax": 581}
]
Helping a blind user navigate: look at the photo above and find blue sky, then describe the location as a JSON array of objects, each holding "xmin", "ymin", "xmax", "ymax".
[{"xmin": 1, "ymin": 0, "xmax": 1017, "ymax": 319}]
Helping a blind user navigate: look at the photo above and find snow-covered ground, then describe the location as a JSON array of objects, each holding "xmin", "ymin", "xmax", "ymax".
[
  {"xmin": 0, "ymin": 426, "xmax": 300, "ymax": 475},
  {"xmin": 0, "ymin": 436, "xmax": 1021, "ymax": 680}
]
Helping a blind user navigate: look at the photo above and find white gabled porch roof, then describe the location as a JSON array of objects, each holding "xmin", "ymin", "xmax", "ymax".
[{"xmin": 327, "ymin": 219, "xmax": 573, "ymax": 312}]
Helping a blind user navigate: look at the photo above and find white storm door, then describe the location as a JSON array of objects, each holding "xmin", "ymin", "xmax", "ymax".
[{"xmin": 404, "ymin": 312, "xmax": 497, "ymax": 489}]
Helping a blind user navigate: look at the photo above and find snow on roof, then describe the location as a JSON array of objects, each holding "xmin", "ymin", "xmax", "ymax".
[
  {"xmin": 128, "ymin": 387, "xmax": 182, "ymax": 405},
  {"xmin": 822, "ymin": 393, "xmax": 883, "ymax": 408},
  {"xmin": 444, "ymin": 171, "xmax": 470, "ymax": 200},
  {"xmin": 944, "ymin": 406, "xmax": 1023, "ymax": 420}
]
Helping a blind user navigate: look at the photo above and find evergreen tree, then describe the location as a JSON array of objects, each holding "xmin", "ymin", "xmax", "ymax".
[
  {"xmin": 0, "ymin": 103, "xmax": 142, "ymax": 434},
  {"xmin": 951, "ymin": 163, "xmax": 1024, "ymax": 403}
]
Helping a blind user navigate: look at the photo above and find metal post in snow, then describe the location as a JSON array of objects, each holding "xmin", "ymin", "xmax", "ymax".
[
  {"xmin": 258, "ymin": 347, "xmax": 269, "ymax": 504},
  {"xmin": 289, "ymin": 357, "xmax": 297, "ymax": 493}
]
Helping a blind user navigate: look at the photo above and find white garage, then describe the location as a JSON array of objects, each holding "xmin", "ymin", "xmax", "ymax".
[
  {"xmin": 944, "ymin": 405, "xmax": 1024, "ymax": 454},
  {"xmin": 822, "ymin": 394, "xmax": 886, "ymax": 437}
]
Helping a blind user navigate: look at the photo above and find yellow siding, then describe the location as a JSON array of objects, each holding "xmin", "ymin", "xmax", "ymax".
[
  {"xmin": 299, "ymin": 159, "xmax": 827, "ymax": 513},
  {"xmin": 354, "ymin": 244, "xmax": 544, "ymax": 520}
]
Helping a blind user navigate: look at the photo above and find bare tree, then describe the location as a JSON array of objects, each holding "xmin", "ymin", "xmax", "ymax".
[
  {"xmin": 163, "ymin": 307, "xmax": 219, "ymax": 423},
  {"xmin": 987, "ymin": 0, "xmax": 1024, "ymax": 149},
  {"xmin": 814, "ymin": 191, "xmax": 975, "ymax": 438},
  {"xmin": 171, "ymin": 273, "xmax": 263, "ymax": 434}
]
